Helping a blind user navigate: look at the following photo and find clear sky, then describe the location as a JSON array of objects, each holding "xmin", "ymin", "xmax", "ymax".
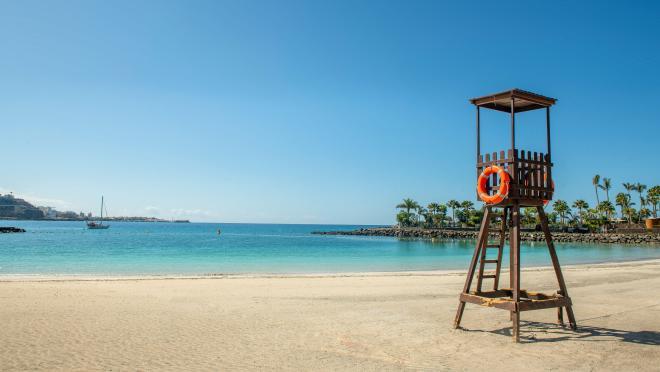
[{"xmin": 1, "ymin": 1, "xmax": 658, "ymax": 224}]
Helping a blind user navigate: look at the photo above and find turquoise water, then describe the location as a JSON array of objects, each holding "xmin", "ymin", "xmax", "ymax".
[{"xmin": 1, "ymin": 221, "xmax": 659, "ymax": 275}]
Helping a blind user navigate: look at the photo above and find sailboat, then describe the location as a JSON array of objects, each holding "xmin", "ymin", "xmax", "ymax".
[{"xmin": 87, "ymin": 196, "xmax": 110, "ymax": 229}]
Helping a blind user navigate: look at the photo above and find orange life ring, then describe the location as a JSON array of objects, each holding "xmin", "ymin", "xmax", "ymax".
[{"xmin": 477, "ymin": 165, "xmax": 510, "ymax": 204}]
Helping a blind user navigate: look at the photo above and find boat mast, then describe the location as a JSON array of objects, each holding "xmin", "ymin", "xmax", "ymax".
[{"xmin": 100, "ymin": 196, "xmax": 104, "ymax": 223}]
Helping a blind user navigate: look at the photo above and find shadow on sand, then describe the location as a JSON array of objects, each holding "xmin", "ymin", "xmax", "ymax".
[{"xmin": 463, "ymin": 321, "xmax": 660, "ymax": 345}]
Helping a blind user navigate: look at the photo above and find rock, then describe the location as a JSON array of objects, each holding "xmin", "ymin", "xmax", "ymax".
[
  {"xmin": 0, "ymin": 227, "xmax": 26, "ymax": 233},
  {"xmin": 311, "ymin": 227, "xmax": 660, "ymax": 244}
]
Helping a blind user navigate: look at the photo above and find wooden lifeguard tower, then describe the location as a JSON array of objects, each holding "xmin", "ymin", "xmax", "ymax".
[{"xmin": 453, "ymin": 89, "xmax": 576, "ymax": 342}]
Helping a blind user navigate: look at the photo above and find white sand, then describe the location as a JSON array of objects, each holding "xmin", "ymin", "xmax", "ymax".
[{"xmin": 1, "ymin": 260, "xmax": 659, "ymax": 371}]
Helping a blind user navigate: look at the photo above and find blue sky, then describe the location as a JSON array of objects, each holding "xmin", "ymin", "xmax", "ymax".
[{"xmin": 1, "ymin": 1, "xmax": 658, "ymax": 224}]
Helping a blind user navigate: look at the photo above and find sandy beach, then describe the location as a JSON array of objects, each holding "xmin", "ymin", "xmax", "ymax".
[{"xmin": 1, "ymin": 260, "xmax": 659, "ymax": 371}]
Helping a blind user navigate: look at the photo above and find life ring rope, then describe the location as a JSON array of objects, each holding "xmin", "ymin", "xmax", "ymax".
[{"xmin": 477, "ymin": 165, "xmax": 510, "ymax": 205}]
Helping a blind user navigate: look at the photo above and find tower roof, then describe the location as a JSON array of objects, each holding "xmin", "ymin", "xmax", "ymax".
[{"xmin": 470, "ymin": 89, "xmax": 556, "ymax": 113}]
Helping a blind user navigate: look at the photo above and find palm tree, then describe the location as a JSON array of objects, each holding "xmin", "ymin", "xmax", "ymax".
[
  {"xmin": 396, "ymin": 198, "xmax": 419, "ymax": 227},
  {"xmin": 427, "ymin": 203, "xmax": 439, "ymax": 220},
  {"xmin": 447, "ymin": 200, "xmax": 460, "ymax": 227},
  {"xmin": 460, "ymin": 200, "xmax": 474, "ymax": 224},
  {"xmin": 396, "ymin": 198, "xmax": 419, "ymax": 214},
  {"xmin": 635, "ymin": 183, "xmax": 647, "ymax": 213},
  {"xmin": 436, "ymin": 204, "xmax": 448, "ymax": 226},
  {"xmin": 427, "ymin": 203, "xmax": 446, "ymax": 228},
  {"xmin": 521, "ymin": 207, "xmax": 538, "ymax": 227},
  {"xmin": 416, "ymin": 206, "xmax": 427, "ymax": 227},
  {"xmin": 624, "ymin": 207, "xmax": 636, "ymax": 225},
  {"xmin": 648, "ymin": 185, "xmax": 660, "ymax": 218},
  {"xmin": 615, "ymin": 192, "xmax": 634, "ymax": 224},
  {"xmin": 572, "ymin": 200, "xmax": 589, "ymax": 225},
  {"xmin": 553, "ymin": 200, "xmax": 570, "ymax": 226},
  {"xmin": 598, "ymin": 201, "xmax": 615, "ymax": 222},
  {"xmin": 622, "ymin": 182, "xmax": 635, "ymax": 197},
  {"xmin": 396, "ymin": 211, "xmax": 413, "ymax": 227},
  {"xmin": 599, "ymin": 177, "xmax": 612, "ymax": 203},
  {"xmin": 592, "ymin": 175, "xmax": 601, "ymax": 206}
]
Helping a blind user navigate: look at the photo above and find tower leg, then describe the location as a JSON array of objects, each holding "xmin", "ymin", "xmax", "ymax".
[
  {"xmin": 537, "ymin": 206, "xmax": 577, "ymax": 330},
  {"xmin": 454, "ymin": 207, "xmax": 492, "ymax": 329},
  {"xmin": 510, "ymin": 203, "xmax": 521, "ymax": 342}
]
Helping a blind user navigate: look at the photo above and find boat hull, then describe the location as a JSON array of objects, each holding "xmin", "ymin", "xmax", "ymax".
[{"xmin": 87, "ymin": 222, "xmax": 110, "ymax": 229}]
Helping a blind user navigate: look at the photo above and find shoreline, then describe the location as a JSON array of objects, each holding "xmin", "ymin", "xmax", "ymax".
[{"xmin": 2, "ymin": 257, "xmax": 659, "ymax": 282}]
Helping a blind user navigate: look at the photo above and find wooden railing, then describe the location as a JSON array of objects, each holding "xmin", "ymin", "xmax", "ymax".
[{"xmin": 477, "ymin": 149, "xmax": 553, "ymax": 203}]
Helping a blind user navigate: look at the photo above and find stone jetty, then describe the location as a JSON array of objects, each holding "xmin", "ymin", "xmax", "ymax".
[
  {"xmin": 312, "ymin": 227, "xmax": 660, "ymax": 244},
  {"xmin": 0, "ymin": 227, "xmax": 26, "ymax": 233}
]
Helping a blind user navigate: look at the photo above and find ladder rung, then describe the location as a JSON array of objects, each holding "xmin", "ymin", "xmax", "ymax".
[
  {"xmin": 489, "ymin": 213, "xmax": 503, "ymax": 218},
  {"xmin": 485, "ymin": 244, "xmax": 501, "ymax": 248},
  {"xmin": 482, "ymin": 259, "xmax": 498, "ymax": 264},
  {"xmin": 479, "ymin": 274, "xmax": 497, "ymax": 279}
]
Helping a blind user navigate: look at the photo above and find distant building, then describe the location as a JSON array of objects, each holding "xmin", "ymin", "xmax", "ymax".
[{"xmin": 39, "ymin": 206, "xmax": 57, "ymax": 219}]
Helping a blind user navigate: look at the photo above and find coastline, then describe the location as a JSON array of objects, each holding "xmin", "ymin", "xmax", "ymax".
[{"xmin": 2, "ymin": 258, "xmax": 659, "ymax": 282}]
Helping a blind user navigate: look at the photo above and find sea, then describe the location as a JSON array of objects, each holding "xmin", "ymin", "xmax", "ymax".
[{"xmin": 1, "ymin": 221, "xmax": 659, "ymax": 276}]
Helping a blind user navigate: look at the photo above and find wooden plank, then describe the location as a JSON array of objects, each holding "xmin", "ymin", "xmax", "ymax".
[
  {"xmin": 459, "ymin": 293, "xmax": 516, "ymax": 311},
  {"xmin": 539, "ymin": 156, "xmax": 546, "ymax": 201},
  {"xmin": 519, "ymin": 297, "xmax": 571, "ymax": 312},
  {"xmin": 476, "ymin": 289, "xmax": 561, "ymax": 300},
  {"xmin": 533, "ymin": 152, "xmax": 539, "ymax": 198}
]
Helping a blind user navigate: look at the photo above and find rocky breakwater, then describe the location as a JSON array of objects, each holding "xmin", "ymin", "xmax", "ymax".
[
  {"xmin": 312, "ymin": 227, "xmax": 660, "ymax": 244},
  {"xmin": 0, "ymin": 227, "xmax": 26, "ymax": 233}
]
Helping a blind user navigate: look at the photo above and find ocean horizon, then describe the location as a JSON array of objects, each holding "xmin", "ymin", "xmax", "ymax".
[{"xmin": 1, "ymin": 220, "xmax": 659, "ymax": 276}]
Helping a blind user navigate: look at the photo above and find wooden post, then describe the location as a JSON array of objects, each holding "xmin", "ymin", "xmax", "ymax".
[
  {"xmin": 546, "ymin": 107, "xmax": 551, "ymax": 156},
  {"xmin": 510, "ymin": 97, "xmax": 517, "ymax": 199},
  {"xmin": 510, "ymin": 202, "xmax": 521, "ymax": 342},
  {"xmin": 477, "ymin": 106, "xmax": 481, "ymax": 162},
  {"xmin": 546, "ymin": 107, "xmax": 552, "ymax": 196},
  {"xmin": 510, "ymin": 97, "xmax": 516, "ymax": 153},
  {"xmin": 537, "ymin": 206, "xmax": 577, "ymax": 330}
]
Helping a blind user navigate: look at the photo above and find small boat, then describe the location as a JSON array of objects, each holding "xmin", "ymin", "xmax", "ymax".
[{"xmin": 87, "ymin": 196, "xmax": 110, "ymax": 230}]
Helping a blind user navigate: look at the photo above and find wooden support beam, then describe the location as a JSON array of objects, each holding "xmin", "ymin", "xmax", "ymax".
[
  {"xmin": 537, "ymin": 206, "xmax": 577, "ymax": 330},
  {"xmin": 454, "ymin": 207, "xmax": 492, "ymax": 328},
  {"xmin": 511, "ymin": 202, "xmax": 521, "ymax": 342},
  {"xmin": 459, "ymin": 293, "xmax": 516, "ymax": 311}
]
